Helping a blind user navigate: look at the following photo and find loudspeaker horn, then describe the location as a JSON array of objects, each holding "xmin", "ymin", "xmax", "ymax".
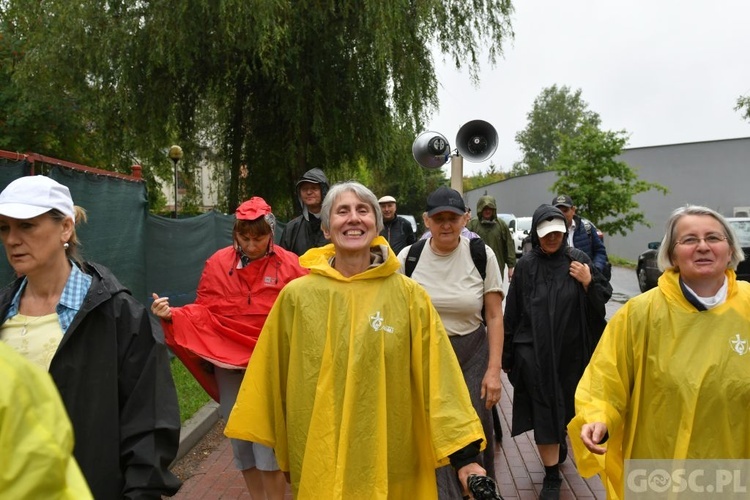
[
  {"xmin": 455, "ymin": 120, "xmax": 498, "ymax": 162},
  {"xmin": 412, "ymin": 131, "xmax": 451, "ymax": 169}
]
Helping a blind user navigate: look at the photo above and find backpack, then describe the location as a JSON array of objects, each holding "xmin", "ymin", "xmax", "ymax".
[
  {"xmin": 404, "ymin": 237, "xmax": 487, "ymax": 279},
  {"xmin": 582, "ymin": 219, "xmax": 612, "ymax": 281}
]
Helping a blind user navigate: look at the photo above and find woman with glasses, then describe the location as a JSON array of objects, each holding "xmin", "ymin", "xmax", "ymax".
[{"xmin": 570, "ymin": 205, "xmax": 750, "ymax": 499}]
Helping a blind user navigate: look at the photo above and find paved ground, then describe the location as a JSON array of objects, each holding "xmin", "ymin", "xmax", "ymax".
[{"xmin": 172, "ymin": 372, "xmax": 605, "ymax": 499}]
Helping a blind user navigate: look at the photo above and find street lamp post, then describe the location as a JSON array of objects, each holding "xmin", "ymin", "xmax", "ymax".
[{"xmin": 168, "ymin": 145, "xmax": 184, "ymax": 218}]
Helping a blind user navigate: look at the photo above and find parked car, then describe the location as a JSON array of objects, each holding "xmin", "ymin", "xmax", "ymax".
[
  {"xmin": 635, "ymin": 217, "xmax": 750, "ymax": 293},
  {"xmin": 401, "ymin": 214, "xmax": 418, "ymax": 234},
  {"xmin": 636, "ymin": 241, "xmax": 662, "ymax": 292},
  {"xmin": 500, "ymin": 214, "xmax": 516, "ymax": 227},
  {"xmin": 511, "ymin": 216, "xmax": 533, "ymax": 257}
]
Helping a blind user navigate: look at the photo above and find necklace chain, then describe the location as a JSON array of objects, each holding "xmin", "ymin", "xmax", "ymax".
[{"xmin": 20, "ymin": 314, "xmax": 48, "ymax": 336}]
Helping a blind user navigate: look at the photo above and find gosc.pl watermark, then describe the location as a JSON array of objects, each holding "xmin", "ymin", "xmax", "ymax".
[{"xmin": 626, "ymin": 460, "xmax": 750, "ymax": 499}]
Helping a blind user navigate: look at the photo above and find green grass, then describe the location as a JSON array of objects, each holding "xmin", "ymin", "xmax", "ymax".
[
  {"xmin": 170, "ymin": 358, "xmax": 211, "ymax": 424},
  {"xmin": 609, "ymin": 255, "xmax": 636, "ymax": 269}
]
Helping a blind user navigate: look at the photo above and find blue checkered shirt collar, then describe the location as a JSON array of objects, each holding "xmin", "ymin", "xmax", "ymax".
[{"xmin": 6, "ymin": 261, "xmax": 92, "ymax": 334}]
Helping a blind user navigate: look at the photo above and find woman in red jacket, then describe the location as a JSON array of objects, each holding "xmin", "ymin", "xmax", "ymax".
[{"xmin": 152, "ymin": 197, "xmax": 306, "ymax": 499}]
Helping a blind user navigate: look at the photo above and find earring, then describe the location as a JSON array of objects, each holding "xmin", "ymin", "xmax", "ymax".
[{"xmin": 63, "ymin": 242, "xmax": 70, "ymax": 249}]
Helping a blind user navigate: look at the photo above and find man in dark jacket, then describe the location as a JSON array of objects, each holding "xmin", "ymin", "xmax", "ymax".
[
  {"xmin": 279, "ymin": 168, "xmax": 331, "ymax": 256},
  {"xmin": 377, "ymin": 195, "xmax": 416, "ymax": 254},
  {"xmin": 552, "ymin": 195, "xmax": 609, "ymax": 277}
]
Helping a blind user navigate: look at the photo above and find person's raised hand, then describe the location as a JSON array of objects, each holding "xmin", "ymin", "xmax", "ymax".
[{"xmin": 151, "ymin": 293, "xmax": 173, "ymax": 322}]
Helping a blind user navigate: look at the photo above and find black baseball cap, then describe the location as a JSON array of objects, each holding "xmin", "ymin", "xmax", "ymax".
[
  {"xmin": 426, "ymin": 187, "xmax": 466, "ymax": 217},
  {"xmin": 552, "ymin": 194, "xmax": 574, "ymax": 208}
]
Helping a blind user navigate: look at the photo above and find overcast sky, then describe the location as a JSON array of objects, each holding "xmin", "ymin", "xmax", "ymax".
[{"xmin": 424, "ymin": 0, "xmax": 750, "ymax": 177}]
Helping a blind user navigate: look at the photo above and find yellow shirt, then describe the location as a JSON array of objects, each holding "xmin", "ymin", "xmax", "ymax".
[
  {"xmin": 2, "ymin": 313, "xmax": 62, "ymax": 371},
  {"xmin": 226, "ymin": 237, "xmax": 485, "ymax": 499}
]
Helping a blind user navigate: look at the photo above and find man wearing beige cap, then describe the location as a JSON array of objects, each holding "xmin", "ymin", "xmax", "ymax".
[{"xmin": 378, "ymin": 195, "xmax": 415, "ymax": 254}]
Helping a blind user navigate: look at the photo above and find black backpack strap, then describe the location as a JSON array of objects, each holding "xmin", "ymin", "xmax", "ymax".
[
  {"xmin": 406, "ymin": 237, "xmax": 487, "ymax": 280},
  {"xmin": 404, "ymin": 239, "xmax": 427, "ymax": 278},
  {"xmin": 468, "ymin": 237, "xmax": 487, "ymax": 280}
]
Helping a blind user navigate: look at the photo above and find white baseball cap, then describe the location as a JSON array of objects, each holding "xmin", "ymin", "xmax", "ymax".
[
  {"xmin": 378, "ymin": 195, "xmax": 397, "ymax": 204},
  {"xmin": 537, "ymin": 218, "xmax": 566, "ymax": 238},
  {"xmin": 0, "ymin": 176, "xmax": 75, "ymax": 220}
]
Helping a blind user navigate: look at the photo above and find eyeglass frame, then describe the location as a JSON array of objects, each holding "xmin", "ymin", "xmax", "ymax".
[{"xmin": 674, "ymin": 233, "xmax": 728, "ymax": 247}]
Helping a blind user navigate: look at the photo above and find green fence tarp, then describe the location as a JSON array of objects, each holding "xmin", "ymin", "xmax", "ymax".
[
  {"xmin": 0, "ymin": 163, "xmax": 288, "ymax": 311},
  {"xmin": 146, "ymin": 211, "xmax": 234, "ymax": 307}
]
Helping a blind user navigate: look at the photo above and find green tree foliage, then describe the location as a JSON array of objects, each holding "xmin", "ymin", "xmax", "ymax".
[
  {"xmin": 463, "ymin": 163, "xmax": 506, "ymax": 192},
  {"xmin": 1, "ymin": 0, "xmax": 514, "ymax": 218},
  {"xmin": 513, "ymin": 85, "xmax": 601, "ymax": 176},
  {"xmin": 550, "ymin": 123, "xmax": 668, "ymax": 237},
  {"xmin": 736, "ymin": 95, "xmax": 750, "ymax": 121}
]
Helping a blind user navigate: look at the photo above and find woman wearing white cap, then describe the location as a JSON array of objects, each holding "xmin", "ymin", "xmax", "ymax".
[
  {"xmin": 502, "ymin": 204, "xmax": 611, "ymax": 500},
  {"xmin": 0, "ymin": 175, "xmax": 181, "ymax": 499}
]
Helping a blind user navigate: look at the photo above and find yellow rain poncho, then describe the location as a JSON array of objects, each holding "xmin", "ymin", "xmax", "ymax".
[
  {"xmin": 0, "ymin": 342, "xmax": 92, "ymax": 499},
  {"xmin": 569, "ymin": 269, "xmax": 750, "ymax": 499},
  {"xmin": 226, "ymin": 237, "xmax": 485, "ymax": 499}
]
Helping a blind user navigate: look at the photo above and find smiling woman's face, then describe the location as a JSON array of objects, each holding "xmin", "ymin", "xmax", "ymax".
[
  {"xmin": 671, "ymin": 214, "xmax": 731, "ymax": 285},
  {"xmin": 324, "ymin": 191, "xmax": 378, "ymax": 256}
]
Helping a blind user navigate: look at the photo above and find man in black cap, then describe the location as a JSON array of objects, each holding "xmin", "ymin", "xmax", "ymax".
[
  {"xmin": 279, "ymin": 168, "xmax": 330, "ymax": 255},
  {"xmin": 552, "ymin": 194, "xmax": 610, "ymax": 279}
]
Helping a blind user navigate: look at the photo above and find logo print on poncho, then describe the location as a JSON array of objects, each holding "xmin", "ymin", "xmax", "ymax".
[
  {"xmin": 369, "ymin": 311, "xmax": 394, "ymax": 334},
  {"xmin": 730, "ymin": 334, "xmax": 748, "ymax": 356}
]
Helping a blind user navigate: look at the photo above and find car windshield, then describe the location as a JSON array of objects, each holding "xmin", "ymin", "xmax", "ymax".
[
  {"xmin": 497, "ymin": 213, "xmax": 515, "ymax": 225},
  {"xmin": 729, "ymin": 219, "xmax": 750, "ymax": 246},
  {"xmin": 517, "ymin": 217, "xmax": 532, "ymax": 232}
]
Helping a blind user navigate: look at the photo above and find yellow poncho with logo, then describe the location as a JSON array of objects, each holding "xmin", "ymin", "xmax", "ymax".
[
  {"xmin": 225, "ymin": 237, "xmax": 485, "ymax": 499},
  {"xmin": 569, "ymin": 269, "xmax": 750, "ymax": 499}
]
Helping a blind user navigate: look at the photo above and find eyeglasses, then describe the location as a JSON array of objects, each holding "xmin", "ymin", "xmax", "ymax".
[{"xmin": 675, "ymin": 234, "xmax": 728, "ymax": 247}]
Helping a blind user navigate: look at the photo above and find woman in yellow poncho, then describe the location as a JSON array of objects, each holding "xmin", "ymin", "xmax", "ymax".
[
  {"xmin": 226, "ymin": 181, "xmax": 492, "ymax": 499},
  {"xmin": 569, "ymin": 205, "xmax": 750, "ymax": 499}
]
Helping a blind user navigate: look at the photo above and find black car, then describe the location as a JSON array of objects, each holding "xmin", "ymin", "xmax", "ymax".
[
  {"xmin": 635, "ymin": 217, "xmax": 750, "ymax": 293},
  {"xmin": 636, "ymin": 241, "xmax": 662, "ymax": 292}
]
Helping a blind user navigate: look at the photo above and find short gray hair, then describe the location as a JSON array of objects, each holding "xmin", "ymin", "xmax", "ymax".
[
  {"xmin": 657, "ymin": 205, "xmax": 745, "ymax": 271},
  {"xmin": 320, "ymin": 181, "xmax": 384, "ymax": 233}
]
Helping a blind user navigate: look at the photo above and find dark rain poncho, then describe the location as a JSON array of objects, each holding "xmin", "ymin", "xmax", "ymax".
[{"xmin": 503, "ymin": 204, "xmax": 611, "ymax": 443}]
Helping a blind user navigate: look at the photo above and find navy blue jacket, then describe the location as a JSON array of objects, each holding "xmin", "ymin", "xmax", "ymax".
[{"xmin": 571, "ymin": 215, "xmax": 608, "ymax": 273}]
